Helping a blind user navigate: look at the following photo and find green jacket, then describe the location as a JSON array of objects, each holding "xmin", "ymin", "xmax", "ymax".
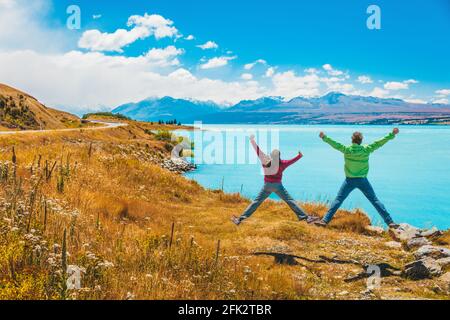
[{"xmin": 322, "ymin": 133, "xmax": 396, "ymax": 178}]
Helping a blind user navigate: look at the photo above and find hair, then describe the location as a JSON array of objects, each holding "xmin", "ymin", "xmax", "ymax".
[
  {"xmin": 352, "ymin": 132, "xmax": 363, "ymax": 145},
  {"xmin": 262, "ymin": 149, "xmax": 281, "ymax": 168}
]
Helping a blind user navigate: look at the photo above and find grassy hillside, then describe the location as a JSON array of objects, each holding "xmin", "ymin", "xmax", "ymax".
[
  {"xmin": 0, "ymin": 84, "xmax": 81, "ymax": 130},
  {"xmin": 0, "ymin": 119, "xmax": 449, "ymax": 300}
]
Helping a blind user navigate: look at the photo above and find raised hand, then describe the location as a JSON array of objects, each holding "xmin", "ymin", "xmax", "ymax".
[
  {"xmin": 249, "ymin": 134, "xmax": 255, "ymax": 141},
  {"xmin": 392, "ymin": 128, "xmax": 399, "ymax": 135},
  {"xmin": 319, "ymin": 132, "xmax": 325, "ymax": 139}
]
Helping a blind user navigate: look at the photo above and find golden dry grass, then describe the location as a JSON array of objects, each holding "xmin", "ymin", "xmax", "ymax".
[{"xmin": 0, "ymin": 120, "xmax": 448, "ymax": 300}]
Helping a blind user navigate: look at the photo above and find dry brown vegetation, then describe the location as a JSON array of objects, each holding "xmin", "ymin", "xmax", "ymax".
[{"xmin": 0, "ymin": 119, "xmax": 448, "ymax": 300}]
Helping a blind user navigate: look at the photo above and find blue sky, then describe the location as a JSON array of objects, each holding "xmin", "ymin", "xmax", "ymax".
[{"xmin": 0, "ymin": 0, "xmax": 449, "ymax": 112}]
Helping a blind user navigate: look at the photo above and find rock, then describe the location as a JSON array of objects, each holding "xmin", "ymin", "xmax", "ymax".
[
  {"xmin": 403, "ymin": 258, "xmax": 442, "ymax": 280},
  {"xmin": 389, "ymin": 223, "xmax": 420, "ymax": 242},
  {"xmin": 437, "ymin": 272, "xmax": 450, "ymax": 291},
  {"xmin": 364, "ymin": 225, "xmax": 385, "ymax": 236},
  {"xmin": 419, "ymin": 227, "xmax": 443, "ymax": 239},
  {"xmin": 405, "ymin": 237, "xmax": 431, "ymax": 250},
  {"xmin": 384, "ymin": 241, "xmax": 403, "ymax": 249},
  {"xmin": 436, "ymin": 257, "xmax": 450, "ymax": 270},
  {"xmin": 414, "ymin": 245, "xmax": 450, "ymax": 260},
  {"xmin": 389, "ymin": 223, "xmax": 443, "ymax": 242}
]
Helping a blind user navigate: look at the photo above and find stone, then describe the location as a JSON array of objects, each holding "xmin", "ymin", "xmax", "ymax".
[
  {"xmin": 419, "ymin": 227, "xmax": 443, "ymax": 239},
  {"xmin": 364, "ymin": 225, "xmax": 385, "ymax": 236},
  {"xmin": 437, "ymin": 272, "xmax": 450, "ymax": 291},
  {"xmin": 414, "ymin": 245, "xmax": 450, "ymax": 260},
  {"xmin": 384, "ymin": 241, "xmax": 402, "ymax": 249},
  {"xmin": 403, "ymin": 258, "xmax": 442, "ymax": 280},
  {"xmin": 389, "ymin": 223, "xmax": 420, "ymax": 242},
  {"xmin": 436, "ymin": 257, "xmax": 450, "ymax": 270},
  {"xmin": 405, "ymin": 237, "xmax": 431, "ymax": 250}
]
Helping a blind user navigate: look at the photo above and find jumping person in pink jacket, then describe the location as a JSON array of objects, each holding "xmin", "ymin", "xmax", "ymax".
[{"xmin": 231, "ymin": 135, "xmax": 318, "ymax": 225}]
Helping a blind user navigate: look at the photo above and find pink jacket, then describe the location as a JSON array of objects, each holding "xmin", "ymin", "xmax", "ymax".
[{"xmin": 251, "ymin": 140, "xmax": 302, "ymax": 183}]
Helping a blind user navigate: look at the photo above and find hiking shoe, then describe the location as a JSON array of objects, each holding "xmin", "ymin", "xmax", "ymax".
[
  {"xmin": 312, "ymin": 219, "xmax": 328, "ymax": 227},
  {"xmin": 231, "ymin": 215, "xmax": 241, "ymax": 226},
  {"xmin": 305, "ymin": 216, "xmax": 320, "ymax": 224},
  {"xmin": 388, "ymin": 223, "xmax": 400, "ymax": 229}
]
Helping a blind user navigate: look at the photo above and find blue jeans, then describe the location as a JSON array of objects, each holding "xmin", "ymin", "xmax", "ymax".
[
  {"xmin": 323, "ymin": 178, "xmax": 394, "ymax": 225},
  {"xmin": 239, "ymin": 183, "xmax": 308, "ymax": 221}
]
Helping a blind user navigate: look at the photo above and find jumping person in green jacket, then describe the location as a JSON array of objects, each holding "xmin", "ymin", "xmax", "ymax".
[{"xmin": 310, "ymin": 128, "xmax": 400, "ymax": 228}]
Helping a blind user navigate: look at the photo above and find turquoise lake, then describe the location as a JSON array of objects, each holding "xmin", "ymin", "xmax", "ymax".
[{"xmin": 179, "ymin": 125, "xmax": 450, "ymax": 230}]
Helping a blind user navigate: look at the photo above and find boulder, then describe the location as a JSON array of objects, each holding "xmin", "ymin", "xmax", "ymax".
[
  {"xmin": 384, "ymin": 241, "xmax": 402, "ymax": 249},
  {"xmin": 389, "ymin": 223, "xmax": 443, "ymax": 242},
  {"xmin": 364, "ymin": 225, "xmax": 385, "ymax": 236},
  {"xmin": 403, "ymin": 258, "xmax": 442, "ymax": 280},
  {"xmin": 436, "ymin": 257, "xmax": 450, "ymax": 270},
  {"xmin": 389, "ymin": 223, "xmax": 420, "ymax": 242},
  {"xmin": 405, "ymin": 237, "xmax": 431, "ymax": 250},
  {"xmin": 414, "ymin": 245, "xmax": 450, "ymax": 260},
  {"xmin": 419, "ymin": 227, "xmax": 443, "ymax": 239},
  {"xmin": 436, "ymin": 272, "xmax": 450, "ymax": 292}
]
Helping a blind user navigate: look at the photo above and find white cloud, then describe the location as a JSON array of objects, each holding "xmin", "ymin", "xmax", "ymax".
[
  {"xmin": 241, "ymin": 73, "xmax": 253, "ymax": 80},
  {"xmin": 185, "ymin": 35, "xmax": 195, "ymax": 41},
  {"xmin": 436, "ymin": 89, "xmax": 450, "ymax": 96},
  {"xmin": 369, "ymin": 87, "xmax": 390, "ymax": 98},
  {"xmin": 244, "ymin": 59, "xmax": 267, "ymax": 70},
  {"xmin": 196, "ymin": 41, "xmax": 218, "ymax": 50},
  {"xmin": 144, "ymin": 46, "xmax": 184, "ymax": 66},
  {"xmin": 0, "ymin": 50, "xmax": 266, "ymax": 112},
  {"xmin": 432, "ymin": 98, "xmax": 449, "ymax": 104},
  {"xmin": 93, "ymin": 14, "xmax": 102, "ymax": 20},
  {"xmin": 384, "ymin": 81, "xmax": 408, "ymax": 90},
  {"xmin": 265, "ymin": 67, "xmax": 275, "ymax": 78},
  {"xmin": 404, "ymin": 98, "xmax": 426, "ymax": 104},
  {"xmin": 357, "ymin": 75, "xmax": 373, "ymax": 84},
  {"xmin": 270, "ymin": 71, "xmax": 321, "ymax": 99},
  {"xmin": 322, "ymin": 64, "xmax": 344, "ymax": 76},
  {"xmin": 200, "ymin": 56, "xmax": 236, "ymax": 69},
  {"xmin": 0, "ymin": 0, "xmax": 74, "ymax": 52},
  {"xmin": 384, "ymin": 79, "xmax": 419, "ymax": 91},
  {"xmin": 78, "ymin": 13, "xmax": 179, "ymax": 52},
  {"xmin": 304, "ymin": 68, "xmax": 318, "ymax": 74}
]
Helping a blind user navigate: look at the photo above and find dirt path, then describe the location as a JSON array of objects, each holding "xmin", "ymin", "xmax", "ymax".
[{"xmin": 0, "ymin": 120, "xmax": 127, "ymax": 135}]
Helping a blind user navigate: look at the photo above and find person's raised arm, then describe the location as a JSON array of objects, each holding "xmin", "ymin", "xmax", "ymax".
[
  {"xmin": 250, "ymin": 134, "xmax": 268, "ymax": 163},
  {"xmin": 282, "ymin": 151, "xmax": 303, "ymax": 168},
  {"xmin": 365, "ymin": 128, "xmax": 399, "ymax": 153},
  {"xmin": 319, "ymin": 132, "xmax": 347, "ymax": 153}
]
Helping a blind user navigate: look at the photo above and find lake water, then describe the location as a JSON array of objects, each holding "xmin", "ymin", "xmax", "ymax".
[{"xmin": 179, "ymin": 125, "xmax": 450, "ymax": 230}]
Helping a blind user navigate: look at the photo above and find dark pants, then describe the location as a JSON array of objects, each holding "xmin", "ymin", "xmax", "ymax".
[
  {"xmin": 323, "ymin": 178, "xmax": 394, "ymax": 225},
  {"xmin": 239, "ymin": 183, "xmax": 308, "ymax": 221}
]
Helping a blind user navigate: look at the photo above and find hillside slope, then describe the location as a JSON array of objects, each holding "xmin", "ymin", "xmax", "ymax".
[{"xmin": 0, "ymin": 84, "xmax": 81, "ymax": 130}]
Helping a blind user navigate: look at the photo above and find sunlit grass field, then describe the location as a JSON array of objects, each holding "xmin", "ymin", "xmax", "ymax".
[{"xmin": 0, "ymin": 119, "xmax": 448, "ymax": 300}]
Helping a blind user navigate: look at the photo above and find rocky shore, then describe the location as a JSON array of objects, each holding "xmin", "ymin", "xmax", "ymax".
[{"xmin": 363, "ymin": 223, "xmax": 450, "ymax": 292}]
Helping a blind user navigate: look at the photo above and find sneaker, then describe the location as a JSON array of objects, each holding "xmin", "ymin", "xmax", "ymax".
[
  {"xmin": 388, "ymin": 223, "xmax": 400, "ymax": 229},
  {"xmin": 312, "ymin": 219, "xmax": 328, "ymax": 227},
  {"xmin": 305, "ymin": 216, "xmax": 320, "ymax": 224},
  {"xmin": 231, "ymin": 215, "xmax": 241, "ymax": 226}
]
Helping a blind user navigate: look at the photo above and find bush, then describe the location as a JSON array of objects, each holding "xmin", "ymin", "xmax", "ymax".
[{"xmin": 82, "ymin": 112, "xmax": 130, "ymax": 120}]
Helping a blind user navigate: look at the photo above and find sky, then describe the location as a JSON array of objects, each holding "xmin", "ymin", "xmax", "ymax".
[{"xmin": 0, "ymin": 0, "xmax": 449, "ymax": 114}]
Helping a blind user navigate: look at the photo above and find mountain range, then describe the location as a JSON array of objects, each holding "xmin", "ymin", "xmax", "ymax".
[{"xmin": 115, "ymin": 92, "xmax": 450, "ymax": 125}]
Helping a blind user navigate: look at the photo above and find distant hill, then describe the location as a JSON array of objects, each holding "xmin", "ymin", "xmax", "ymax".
[
  {"xmin": 113, "ymin": 96, "xmax": 220, "ymax": 123},
  {"xmin": 0, "ymin": 84, "xmax": 81, "ymax": 130},
  {"xmin": 113, "ymin": 92, "xmax": 450, "ymax": 125}
]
